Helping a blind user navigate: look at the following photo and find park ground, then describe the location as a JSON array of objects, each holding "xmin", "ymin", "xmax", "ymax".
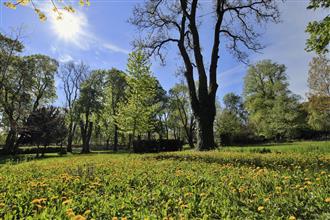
[{"xmin": 0, "ymin": 141, "xmax": 329, "ymax": 219}]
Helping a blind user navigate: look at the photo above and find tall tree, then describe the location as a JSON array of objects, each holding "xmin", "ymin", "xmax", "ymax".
[
  {"xmin": 26, "ymin": 54, "xmax": 58, "ymax": 111},
  {"xmin": 77, "ymin": 70, "xmax": 105, "ymax": 153},
  {"xmin": 244, "ymin": 60, "xmax": 302, "ymax": 140},
  {"xmin": 58, "ymin": 61, "xmax": 88, "ymax": 152},
  {"xmin": 305, "ymin": 0, "xmax": 330, "ymax": 54},
  {"xmin": 1, "ymin": 56, "xmax": 33, "ymax": 154},
  {"xmin": 169, "ymin": 83, "xmax": 195, "ymax": 148},
  {"xmin": 308, "ymin": 55, "xmax": 330, "ymax": 96},
  {"xmin": 307, "ymin": 55, "xmax": 330, "ymax": 132},
  {"xmin": 116, "ymin": 50, "xmax": 159, "ymax": 147},
  {"xmin": 131, "ymin": 0, "xmax": 280, "ymax": 150},
  {"xmin": 101, "ymin": 68, "xmax": 127, "ymax": 151}
]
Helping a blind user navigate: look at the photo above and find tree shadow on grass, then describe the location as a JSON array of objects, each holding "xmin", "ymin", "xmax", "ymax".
[{"xmin": 0, "ymin": 153, "xmax": 67, "ymax": 166}]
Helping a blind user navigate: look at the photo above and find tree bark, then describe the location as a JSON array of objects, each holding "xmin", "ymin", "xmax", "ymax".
[
  {"xmin": 4, "ymin": 129, "xmax": 16, "ymax": 155},
  {"xmin": 80, "ymin": 120, "xmax": 92, "ymax": 154},
  {"xmin": 194, "ymin": 100, "xmax": 216, "ymax": 151}
]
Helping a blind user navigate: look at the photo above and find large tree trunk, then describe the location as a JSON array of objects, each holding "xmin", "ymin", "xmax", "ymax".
[
  {"xmin": 194, "ymin": 99, "xmax": 216, "ymax": 150},
  {"xmin": 80, "ymin": 120, "xmax": 92, "ymax": 154},
  {"xmin": 4, "ymin": 129, "xmax": 16, "ymax": 155},
  {"xmin": 67, "ymin": 122, "xmax": 76, "ymax": 153}
]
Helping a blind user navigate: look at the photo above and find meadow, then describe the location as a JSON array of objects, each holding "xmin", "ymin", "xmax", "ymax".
[{"xmin": 0, "ymin": 141, "xmax": 329, "ymax": 219}]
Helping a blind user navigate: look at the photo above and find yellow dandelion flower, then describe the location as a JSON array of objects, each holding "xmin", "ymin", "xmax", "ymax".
[
  {"xmin": 112, "ymin": 217, "xmax": 118, "ymax": 220},
  {"xmin": 316, "ymin": 177, "xmax": 321, "ymax": 181},
  {"xmin": 122, "ymin": 217, "xmax": 127, "ymax": 220},
  {"xmin": 320, "ymin": 171, "xmax": 326, "ymax": 175},
  {"xmin": 72, "ymin": 215, "xmax": 86, "ymax": 220},
  {"xmin": 62, "ymin": 199, "xmax": 72, "ymax": 205},
  {"xmin": 257, "ymin": 206, "xmax": 264, "ymax": 212},
  {"xmin": 325, "ymin": 198, "xmax": 330, "ymax": 203},
  {"xmin": 264, "ymin": 197, "xmax": 270, "ymax": 202},
  {"xmin": 289, "ymin": 216, "xmax": 296, "ymax": 220}
]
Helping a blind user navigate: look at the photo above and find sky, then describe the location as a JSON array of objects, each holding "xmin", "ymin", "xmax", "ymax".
[{"xmin": 0, "ymin": 0, "xmax": 327, "ymax": 106}]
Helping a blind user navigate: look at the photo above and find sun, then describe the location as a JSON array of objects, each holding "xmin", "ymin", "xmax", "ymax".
[{"xmin": 50, "ymin": 11, "xmax": 82, "ymax": 41}]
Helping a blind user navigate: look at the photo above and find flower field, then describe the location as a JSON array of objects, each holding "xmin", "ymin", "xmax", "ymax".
[{"xmin": 0, "ymin": 145, "xmax": 329, "ymax": 219}]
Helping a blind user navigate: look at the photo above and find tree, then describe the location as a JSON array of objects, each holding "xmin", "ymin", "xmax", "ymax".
[
  {"xmin": 215, "ymin": 93, "xmax": 249, "ymax": 146},
  {"xmin": 3, "ymin": 0, "xmax": 90, "ymax": 21},
  {"xmin": 244, "ymin": 60, "xmax": 302, "ymax": 140},
  {"xmin": 1, "ymin": 56, "xmax": 33, "ymax": 154},
  {"xmin": 101, "ymin": 68, "xmax": 127, "ymax": 151},
  {"xmin": 308, "ymin": 55, "xmax": 330, "ymax": 96},
  {"xmin": 131, "ymin": 0, "xmax": 280, "ymax": 150},
  {"xmin": 20, "ymin": 106, "xmax": 67, "ymax": 157},
  {"xmin": 305, "ymin": 0, "xmax": 330, "ymax": 54},
  {"xmin": 26, "ymin": 54, "xmax": 58, "ymax": 111},
  {"xmin": 307, "ymin": 55, "xmax": 330, "ymax": 132},
  {"xmin": 223, "ymin": 93, "xmax": 248, "ymax": 123},
  {"xmin": 76, "ymin": 70, "xmax": 105, "ymax": 153},
  {"xmin": 58, "ymin": 61, "xmax": 88, "ymax": 152},
  {"xmin": 169, "ymin": 83, "xmax": 195, "ymax": 148},
  {"xmin": 116, "ymin": 50, "xmax": 159, "ymax": 147}
]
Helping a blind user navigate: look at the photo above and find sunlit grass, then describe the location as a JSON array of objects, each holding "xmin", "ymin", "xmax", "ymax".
[{"xmin": 0, "ymin": 142, "xmax": 329, "ymax": 219}]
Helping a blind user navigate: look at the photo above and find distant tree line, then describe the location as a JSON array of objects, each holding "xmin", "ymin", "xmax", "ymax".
[
  {"xmin": 0, "ymin": 31, "xmax": 329, "ymax": 155},
  {"xmin": 215, "ymin": 58, "xmax": 330, "ymax": 146}
]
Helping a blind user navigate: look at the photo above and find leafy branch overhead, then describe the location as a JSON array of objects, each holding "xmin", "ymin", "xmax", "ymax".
[{"xmin": 3, "ymin": 0, "xmax": 90, "ymax": 21}]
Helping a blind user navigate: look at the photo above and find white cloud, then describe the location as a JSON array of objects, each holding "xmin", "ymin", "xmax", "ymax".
[
  {"xmin": 58, "ymin": 54, "xmax": 73, "ymax": 63},
  {"xmin": 103, "ymin": 43, "xmax": 129, "ymax": 54}
]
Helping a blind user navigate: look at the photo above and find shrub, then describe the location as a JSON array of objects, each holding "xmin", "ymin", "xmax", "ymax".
[{"xmin": 133, "ymin": 139, "xmax": 183, "ymax": 153}]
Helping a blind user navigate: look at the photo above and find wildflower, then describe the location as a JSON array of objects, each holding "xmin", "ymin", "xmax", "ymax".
[
  {"xmin": 325, "ymin": 198, "xmax": 330, "ymax": 203},
  {"xmin": 66, "ymin": 210, "xmax": 75, "ymax": 218},
  {"xmin": 31, "ymin": 198, "xmax": 47, "ymax": 204},
  {"xmin": 62, "ymin": 199, "xmax": 72, "ymax": 205},
  {"xmin": 320, "ymin": 171, "xmax": 326, "ymax": 175},
  {"xmin": 289, "ymin": 216, "xmax": 296, "ymax": 220},
  {"xmin": 257, "ymin": 206, "xmax": 264, "ymax": 212},
  {"xmin": 72, "ymin": 215, "xmax": 86, "ymax": 220},
  {"xmin": 112, "ymin": 217, "xmax": 118, "ymax": 220},
  {"xmin": 264, "ymin": 197, "xmax": 270, "ymax": 202},
  {"xmin": 84, "ymin": 209, "xmax": 91, "ymax": 215}
]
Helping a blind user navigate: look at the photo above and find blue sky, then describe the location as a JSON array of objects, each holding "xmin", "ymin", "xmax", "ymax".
[{"xmin": 0, "ymin": 0, "xmax": 326, "ymax": 106}]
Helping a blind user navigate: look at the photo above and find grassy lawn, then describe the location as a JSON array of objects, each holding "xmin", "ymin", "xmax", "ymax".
[
  {"xmin": 0, "ymin": 141, "xmax": 329, "ymax": 219},
  {"xmin": 220, "ymin": 141, "xmax": 330, "ymax": 154}
]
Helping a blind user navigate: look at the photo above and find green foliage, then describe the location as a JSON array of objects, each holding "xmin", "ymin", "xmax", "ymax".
[
  {"xmin": 305, "ymin": 0, "xmax": 330, "ymax": 54},
  {"xmin": 20, "ymin": 106, "xmax": 67, "ymax": 148},
  {"xmin": 244, "ymin": 60, "xmax": 304, "ymax": 140},
  {"xmin": 0, "ymin": 144, "xmax": 329, "ymax": 219},
  {"xmin": 116, "ymin": 50, "xmax": 160, "ymax": 138}
]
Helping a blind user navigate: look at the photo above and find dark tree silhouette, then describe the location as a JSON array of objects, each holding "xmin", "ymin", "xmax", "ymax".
[
  {"xmin": 131, "ymin": 0, "xmax": 280, "ymax": 150},
  {"xmin": 20, "ymin": 106, "xmax": 67, "ymax": 157}
]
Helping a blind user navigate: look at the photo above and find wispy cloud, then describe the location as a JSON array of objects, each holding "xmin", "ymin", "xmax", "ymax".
[
  {"xmin": 103, "ymin": 43, "xmax": 129, "ymax": 54},
  {"xmin": 58, "ymin": 54, "xmax": 73, "ymax": 63}
]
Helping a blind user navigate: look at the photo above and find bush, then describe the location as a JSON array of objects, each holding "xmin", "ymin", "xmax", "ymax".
[
  {"xmin": 4, "ymin": 146, "xmax": 67, "ymax": 155},
  {"xmin": 133, "ymin": 139, "xmax": 183, "ymax": 153}
]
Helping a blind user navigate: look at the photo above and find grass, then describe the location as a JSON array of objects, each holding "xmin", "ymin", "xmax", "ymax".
[
  {"xmin": 220, "ymin": 141, "xmax": 330, "ymax": 154},
  {"xmin": 0, "ymin": 141, "xmax": 329, "ymax": 219}
]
